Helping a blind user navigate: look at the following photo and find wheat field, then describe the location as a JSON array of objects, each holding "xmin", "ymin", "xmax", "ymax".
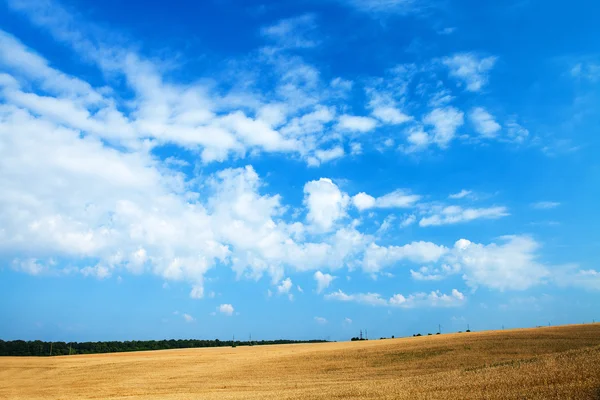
[{"xmin": 2, "ymin": 324, "xmax": 600, "ymax": 400}]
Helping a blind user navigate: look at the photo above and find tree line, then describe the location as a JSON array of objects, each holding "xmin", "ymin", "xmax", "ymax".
[{"xmin": 0, "ymin": 338, "xmax": 328, "ymax": 356}]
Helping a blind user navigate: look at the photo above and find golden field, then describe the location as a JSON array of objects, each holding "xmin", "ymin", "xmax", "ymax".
[{"xmin": 2, "ymin": 324, "xmax": 600, "ymax": 400}]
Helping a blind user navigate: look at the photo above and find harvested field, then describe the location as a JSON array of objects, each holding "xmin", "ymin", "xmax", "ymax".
[{"xmin": 2, "ymin": 324, "xmax": 600, "ymax": 399}]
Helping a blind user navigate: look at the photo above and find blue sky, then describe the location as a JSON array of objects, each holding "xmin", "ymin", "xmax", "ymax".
[{"xmin": 0, "ymin": 0, "xmax": 599, "ymax": 342}]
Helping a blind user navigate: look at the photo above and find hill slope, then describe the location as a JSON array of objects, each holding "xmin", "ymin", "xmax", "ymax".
[{"xmin": 2, "ymin": 324, "xmax": 600, "ymax": 399}]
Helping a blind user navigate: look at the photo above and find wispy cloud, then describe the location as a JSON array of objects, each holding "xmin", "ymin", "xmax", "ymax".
[
  {"xmin": 531, "ymin": 201, "xmax": 560, "ymax": 210},
  {"xmin": 335, "ymin": 0, "xmax": 422, "ymax": 15},
  {"xmin": 419, "ymin": 206, "xmax": 509, "ymax": 227},
  {"xmin": 261, "ymin": 14, "xmax": 319, "ymax": 49},
  {"xmin": 448, "ymin": 190, "xmax": 472, "ymax": 199},
  {"xmin": 325, "ymin": 288, "xmax": 466, "ymax": 308},
  {"xmin": 469, "ymin": 107, "xmax": 501, "ymax": 138}
]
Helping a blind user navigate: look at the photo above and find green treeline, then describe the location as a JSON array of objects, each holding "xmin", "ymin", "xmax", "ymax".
[{"xmin": 0, "ymin": 338, "xmax": 328, "ymax": 356}]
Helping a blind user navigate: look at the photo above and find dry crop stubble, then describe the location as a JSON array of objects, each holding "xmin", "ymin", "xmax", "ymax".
[{"xmin": 1, "ymin": 324, "xmax": 600, "ymax": 399}]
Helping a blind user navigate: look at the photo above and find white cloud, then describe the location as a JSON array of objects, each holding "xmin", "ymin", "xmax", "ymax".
[
  {"xmin": 325, "ymin": 288, "xmax": 465, "ymax": 308},
  {"xmin": 410, "ymin": 264, "xmax": 460, "ymax": 281},
  {"xmin": 314, "ymin": 316, "xmax": 327, "ymax": 324},
  {"xmin": 377, "ymin": 215, "xmax": 396, "ymax": 233},
  {"xmin": 338, "ymin": 0, "xmax": 418, "ymax": 14},
  {"xmin": 438, "ymin": 27, "xmax": 456, "ymax": 35},
  {"xmin": 505, "ymin": 121, "xmax": 529, "ymax": 143},
  {"xmin": 570, "ymin": 62, "xmax": 600, "ymax": 82},
  {"xmin": 351, "ymin": 192, "xmax": 376, "ymax": 211},
  {"xmin": 350, "ymin": 142, "xmax": 362, "ymax": 155},
  {"xmin": 261, "ymin": 14, "xmax": 318, "ymax": 49},
  {"xmin": 297, "ymin": 285, "xmax": 303, "ymax": 293},
  {"xmin": 469, "ymin": 107, "xmax": 501, "ymax": 138},
  {"xmin": 304, "ymin": 178, "xmax": 349, "ymax": 231},
  {"xmin": 402, "ymin": 126, "xmax": 432, "ymax": 153},
  {"xmin": 377, "ymin": 190, "xmax": 421, "ymax": 208},
  {"xmin": 352, "ymin": 190, "xmax": 420, "ymax": 211},
  {"xmin": 449, "ymin": 236, "xmax": 549, "ymax": 290},
  {"xmin": 182, "ymin": 313, "xmax": 195, "ymax": 322},
  {"xmin": 314, "ymin": 271, "xmax": 336, "ymax": 293},
  {"xmin": 443, "ymin": 53, "xmax": 497, "ymax": 92},
  {"xmin": 362, "ymin": 241, "xmax": 448, "ymax": 273},
  {"xmin": 399, "ymin": 214, "xmax": 416, "ymax": 228},
  {"xmin": 324, "ymin": 290, "xmax": 388, "ymax": 306},
  {"xmin": 419, "ymin": 206, "xmax": 509, "ymax": 227},
  {"xmin": 372, "ymin": 106, "xmax": 411, "ymax": 125},
  {"xmin": 555, "ymin": 268, "xmax": 600, "ymax": 290},
  {"xmin": 218, "ymin": 304, "xmax": 234, "ymax": 316},
  {"xmin": 389, "ymin": 289, "xmax": 465, "ymax": 308},
  {"xmin": 310, "ymin": 146, "xmax": 344, "ymax": 166},
  {"xmin": 337, "ymin": 115, "xmax": 378, "ymax": 133},
  {"xmin": 531, "ymin": 201, "xmax": 560, "ymax": 210},
  {"xmin": 277, "ymin": 278, "xmax": 293, "ymax": 294},
  {"xmin": 423, "ymin": 107, "xmax": 464, "ymax": 147},
  {"xmin": 344, "ymin": 317, "xmax": 352, "ymax": 324},
  {"xmin": 0, "ymin": 2, "xmax": 592, "ymax": 303},
  {"xmin": 448, "ymin": 190, "xmax": 472, "ymax": 199}
]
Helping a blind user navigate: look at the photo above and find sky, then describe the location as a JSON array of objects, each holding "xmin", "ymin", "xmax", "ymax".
[{"xmin": 0, "ymin": 0, "xmax": 599, "ymax": 342}]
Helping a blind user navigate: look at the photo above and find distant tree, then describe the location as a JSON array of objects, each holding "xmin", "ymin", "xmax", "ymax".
[{"xmin": 391, "ymin": 335, "xmax": 394, "ymax": 339}]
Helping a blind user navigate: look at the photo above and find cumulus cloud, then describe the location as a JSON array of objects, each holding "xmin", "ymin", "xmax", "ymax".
[
  {"xmin": 351, "ymin": 192, "xmax": 376, "ymax": 211},
  {"xmin": 0, "ymin": 1, "xmax": 592, "ymax": 304},
  {"xmin": 314, "ymin": 271, "xmax": 336, "ymax": 293},
  {"xmin": 218, "ymin": 304, "xmax": 235, "ymax": 316},
  {"xmin": 469, "ymin": 107, "xmax": 501, "ymax": 138},
  {"xmin": 371, "ymin": 106, "xmax": 411, "ymax": 125},
  {"xmin": 450, "ymin": 236, "xmax": 549, "ymax": 290},
  {"xmin": 314, "ymin": 316, "xmax": 327, "ymax": 324},
  {"xmin": 304, "ymin": 179, "xmax": 350, "ymax": 231},
  {"xmin": 443, "ymin": 53, "xmax": 497, "ymax": 92},
  {"xmin": 422, "ymin": 107, "xmax": 464, "ymax": 147},
  {"xmin": 182, "ymin": 313, "xmax": 195, "ymax": 322},
  {"xmin": 352, "ymin": 190, "xmax": 420, "ymax": 211},
  {"xmin": 277, "ymin": 278, "xmax": 293, "ymax": 294},
  {"xmin": 337, "ymin": 115, "xmax": 378, "ymax": 132}
]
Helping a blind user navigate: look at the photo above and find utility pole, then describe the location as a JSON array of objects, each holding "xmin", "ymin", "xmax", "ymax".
[
  {"xmin": 365, "ymin": 329, "xmax": 368, "ymax": 340},
  {"xmin": 359, "ymin": 329, "xmax": 363, "ymax": 340}
]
